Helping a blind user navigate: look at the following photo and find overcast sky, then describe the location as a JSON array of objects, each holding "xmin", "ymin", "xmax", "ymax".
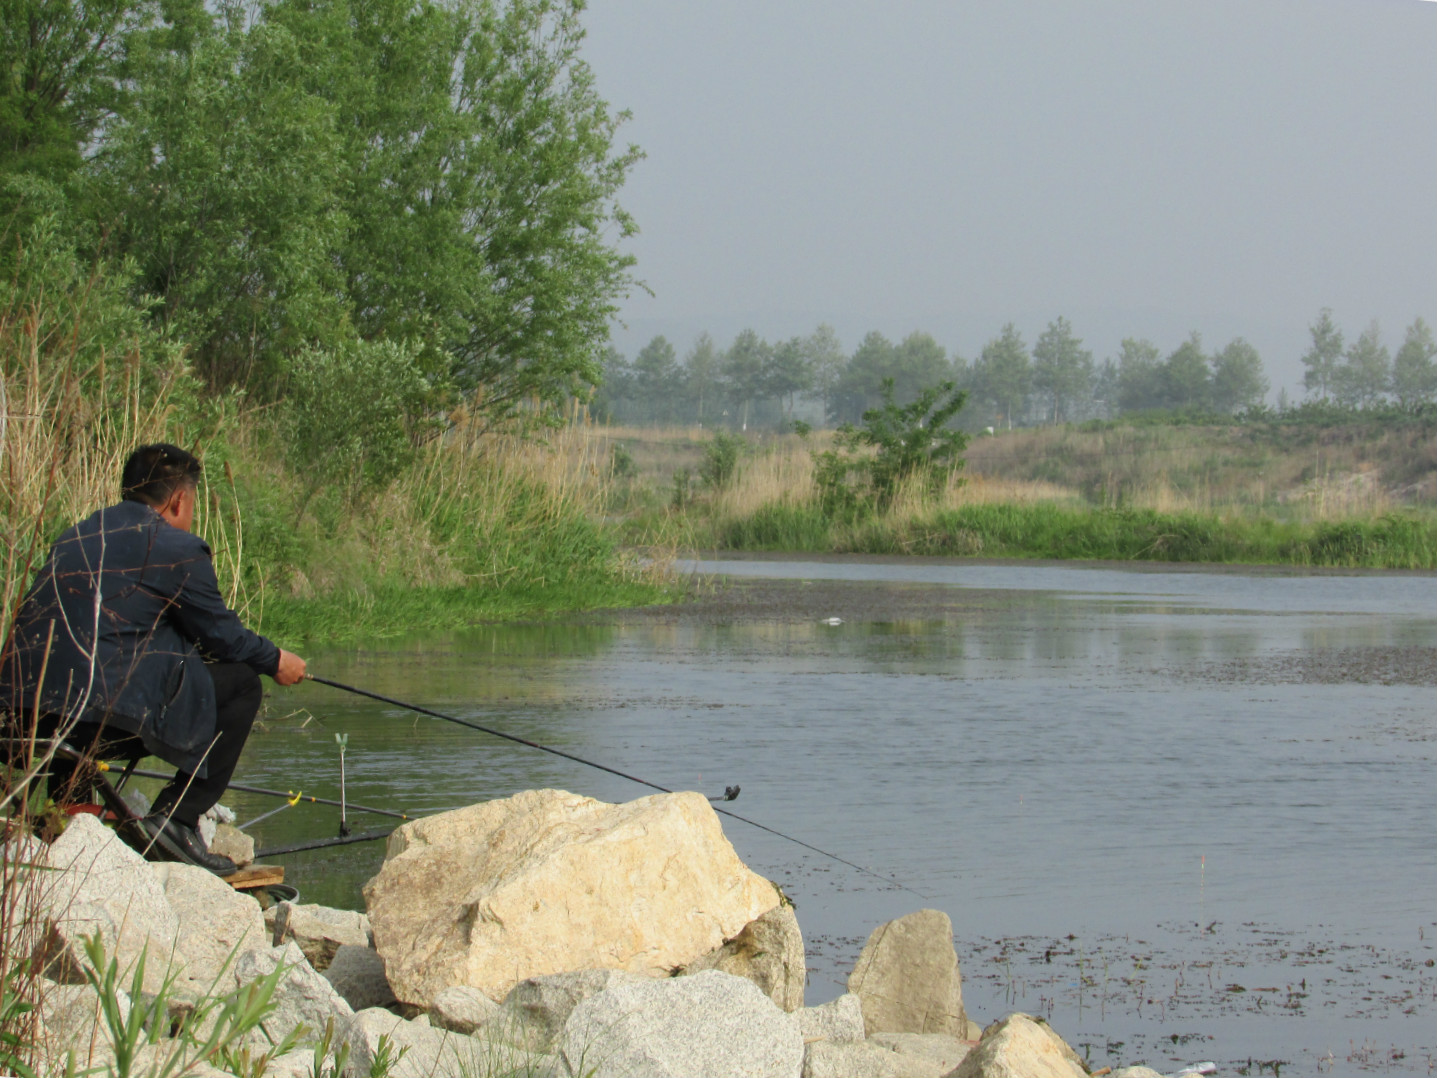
[{"xmin": 580, "ymin": 0, "xmax": 1437, "ymax": 397}]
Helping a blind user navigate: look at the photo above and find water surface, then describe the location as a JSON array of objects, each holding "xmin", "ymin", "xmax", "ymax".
[{"xmin": 210, "ymin": 559, "xmax": 1435, "ymax": 1074}]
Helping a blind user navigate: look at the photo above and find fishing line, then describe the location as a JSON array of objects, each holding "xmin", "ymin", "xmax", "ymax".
[{"xmin": 306, "ymin": 674, "xmax": 924, "ymax": 897}]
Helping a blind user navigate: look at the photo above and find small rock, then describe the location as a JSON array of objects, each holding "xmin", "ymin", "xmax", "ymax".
[
  {"xmin": 322, "ymin": 944, "xmax": 395, "ymax": 1011},
  {"xmin": 797, "ymin": 994, "xmax": 866, "ymax": 1043},
  {"xmin": 494, "ymin": 968, "xmax": 646, "ymax": 1052},
  {"xmin": 849, "ymin": 909, "xmax": 967, "ymax": 1037},
  {"xmin": 343, "ymin": 1007, "xmax": 560, "ymax": 1078},
  {"xmin": 681, "ymin": 901, "xmax": 806, "ymax": 1012},
  {"xmin": 803, "ymin": 1039, "xmax": 909, "ymax": 1078},
  {"xmin": 263, "ymin": 903, "xmax": 370, "ymax": 971},
  {"xmin": 431, "ymin": 984, "xmax": 500, "ymax": 1034},
  {"xmin": 208, "ymin": 823, "xmax": 255, "ymax": 869},
  {"xmin": 560, "ymin": 969, "xmax": 803, "ymax": 1078},
  {"xmin": 947, "ymin": 1013, "xmax": 1086, "ymax": 1078},
  {"xmin": 870, "ymin": 1032, "xmax": 972, "ymax": 1074},
  {"xmin": 1110, "ymin": 1068, "xmax": 1165, "ymax": 1078}
]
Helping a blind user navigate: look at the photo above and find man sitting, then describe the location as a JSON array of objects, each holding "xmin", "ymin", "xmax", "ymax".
[{"xmin": 1, "ymin": 443, "xmax": 305, "ymax": 873}]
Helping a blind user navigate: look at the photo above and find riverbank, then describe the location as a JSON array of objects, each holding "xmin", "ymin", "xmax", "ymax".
[{"xmin": 595, "ymin": 420, "xmax": 1437, "ymax": 570}]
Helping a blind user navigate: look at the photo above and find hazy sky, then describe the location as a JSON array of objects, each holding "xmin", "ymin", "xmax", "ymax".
[{"xmin": 580, "ymin": 0, "xmax": 1437, "ymax": 396}]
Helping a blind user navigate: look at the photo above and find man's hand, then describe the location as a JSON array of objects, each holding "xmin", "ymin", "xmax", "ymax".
[{"xmin": 274, "ymin": 649, "xmax": 307, "ymax": 686}]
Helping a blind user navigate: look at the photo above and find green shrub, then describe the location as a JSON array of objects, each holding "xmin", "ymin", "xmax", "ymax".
[
  {"xmin": 699, "ymin": 431, "xmax": 745, "ymax": 489},
  {"xmin": 815, "ymin": 378, "xmax": 968, "ymax": 511}
]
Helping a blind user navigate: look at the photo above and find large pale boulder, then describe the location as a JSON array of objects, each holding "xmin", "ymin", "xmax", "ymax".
[
  {"xmin": 38, "ymin": 814, "xmax": 179, "ymax": 992},
  {"xmin": 560, "ymin": 969, "xmax": 803, "ymax": 1078},
  {"xmin": 849, "ymin": 909, "xmax": 967, "ymax": 1037},
  {"xmin": 947, "ymin": 1013, "xmax": 1086, "ymax": 1078},
  {"xmin": 365, "ymin": 789, "xmax": 782, "ymax": 1005},
  {"xmin": 681, "ymin": 901, "xmax": 805, "ymax": 1011},
  {"xmin": 796, "ymin": 993, "xmax": 866, "ymax": 1044},
  {"xmin": 264, "ymin": 903, "xmax": 371, "ymax": 972}
]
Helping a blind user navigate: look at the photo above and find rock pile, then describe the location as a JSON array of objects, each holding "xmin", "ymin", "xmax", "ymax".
[{"xmin": 10, "ymin": 789, "xmax": 1142, "ymax": 1077}]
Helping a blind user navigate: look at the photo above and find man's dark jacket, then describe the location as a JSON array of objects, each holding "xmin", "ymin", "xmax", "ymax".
[{"xmin": 1, "ymin": 499, "xmax": 279, "ymax": 773}]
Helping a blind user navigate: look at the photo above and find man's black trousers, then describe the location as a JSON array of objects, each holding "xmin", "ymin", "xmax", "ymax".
[{"xmin": 41, "ymin": 661, "xmax": 262, "ymax": 828}]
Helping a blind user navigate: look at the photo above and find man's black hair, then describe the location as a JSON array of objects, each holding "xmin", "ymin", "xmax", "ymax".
[{"xmin": 121, "ymin": 444, "xmax": 203, "ymax": 506}]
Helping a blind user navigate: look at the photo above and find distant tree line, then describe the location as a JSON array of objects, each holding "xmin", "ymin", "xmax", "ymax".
[{"xmin": 594, "ymin": 312, "xmax": 1436, "ymax": 430}]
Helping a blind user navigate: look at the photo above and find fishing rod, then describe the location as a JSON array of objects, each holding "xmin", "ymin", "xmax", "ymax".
[{"xmin": 306, "ymin": 674, "xmax": 923, "ymax": 898}]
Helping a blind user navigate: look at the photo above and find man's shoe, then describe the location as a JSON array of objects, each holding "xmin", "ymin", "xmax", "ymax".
[{"xmin": 135, "ymin": 814, "xmax": 236, "ymax": 876}]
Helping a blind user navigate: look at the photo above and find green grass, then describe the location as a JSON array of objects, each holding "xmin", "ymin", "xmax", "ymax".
[
  {"xmin": 260, "ymin": 576, "xmax": 675, "ymax": 645},
  {"xmin": 712, "ymin": 500, "xmax": 1437, "ymax": 569}
]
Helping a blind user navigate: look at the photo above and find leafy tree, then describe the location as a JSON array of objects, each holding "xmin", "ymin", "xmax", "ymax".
[
  {"xmin": 1391, "ymin": 317, "xmax": 1437, "ymax": 408},
  {"xmin": 586, "ymin": 346, "xmax": 628, "ymax": 421},
  {"xmin": 1333, "ymin": 320, "xmax": 1390, "ymax": 408},
  {"xmin": 802, "ymin": 323, "xmax": 846, "ymax": 418},
  {"xmin": 94, "ymin": 0, "xmax": 641, "ymax": 419},
  {"xmin": 1092, "ymin": 357, "xmax": 1119, "ymax": 417},
  {"xmin": 1114, "ymin": 337, "xmax": 1163, "ymax": 412},
  {"xmin": 766, "ymin": 336, "xmax": 812, "ymax": 417},
  {"xmin": 631, "ymin": 335, "xmax": 682, "ymax": 423},
  {"xmin": 816, "ymin": 378, "xmax": 968, "ymax": 512},
  {"xmin": 830, "ymin": 330, "xmax": 950, "ymax": 425},
  {"xmin": 969, "ymin": 324, "xmax": 1031, "ymax": 429},
  {"xmin": 284, "ymin": 338, "xmax": 436, "ymax": 516},
  {"xmin": 1031, "ymin": 316, "xmax": 1093, "ymax": 423},
  {"xmin": 683, "ymin": 333, "xmax": 721, "ymax": 425},
  {"xmin": 1301, "ymin": 308, "xmax": 1343, "ymax": 400},
  {"xmin": 1209, "ymin": 337, "xmax": 1269, "ymax": 414},
  {"xmin": 1161, "ymin": 333, "xmax": 1210, "ymax": 412},
  {"xmin": 0, "ymin": 0, "xmax": 159, "ymax": 183},
  {"xmin": 100, "ymin": 6, "xmax": 349, "ymax": 387},
  {"xmin": 892, "ymin": 331, "xmax": 951, "ymax": 395},
  {"xmin": 721, "ymin": 328, "xmax": 771, "ymax": 428},
  {"xmin": 828, "ymin": 331, "xmax": 894, "ymax": 424}
]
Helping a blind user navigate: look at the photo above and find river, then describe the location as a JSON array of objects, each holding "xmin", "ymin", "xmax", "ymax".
[{"xmin": 227, "ymin": 556, "xmax": 1436, "ymax": 1075}]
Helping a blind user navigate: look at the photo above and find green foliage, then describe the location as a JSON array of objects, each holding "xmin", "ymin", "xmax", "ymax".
[
  {"xmin": 0, "ymin": 956, "xmax": 40, "ymax": 1078},
  {"xmin": 828, "ymin": 330, "xmax": 950, "ymax": 425},
  {"xmin": 79, "ymin": 932, "xmax": 294, "ymax": 1078},
  {"xmin": 967, "ymin": 324, "xmax": 1030, "ymax": 429},
  {"xmin": 608, "ymin": 442, "xmax": 637, "ymax": 480},
  {"xmin": 816, "ymin": 378, "xmax": 968, "ymax": 511},
  {"xmin": 1031, "ymin": 316, "xmax": 1093, "ymax": 423},
  {"xmin": 283, "ymin": 339, "xmax": 440, "ymax": 510},
  {"xmin": 1302, "ymin": 308, "xmax": 1344, "ymax": 400},
  {"xmin": 1333, "ymin": 320, "xmax": 1391, "ymax": 409},
  {"xmin": 714, "ymin": 499, "xmax": 1437, "ymax": 569},
  {"xmin": 0, "ymin": 0, "xmax": 155, "ymax": 184},
  {"xmin": 1392, "ymin": 318, "xmax": 1437, "ymax": 408},
  {"xmin": 699, "ymin": 431, "xmax": 744, "ymax": 489}
]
